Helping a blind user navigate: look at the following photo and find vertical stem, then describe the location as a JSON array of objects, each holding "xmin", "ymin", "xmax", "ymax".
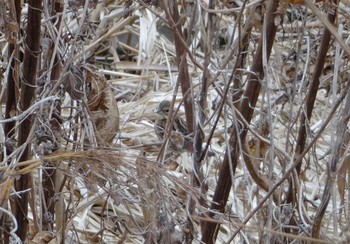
[
  {"xmin": 294, "ymin": 6, "xmax": 337, "ymax": 175},
  {"xmin": 167, "ymin": 0, "xmax": 194, "ymax": 134},
  {"xmin": 201, "ymin": 0, "xmax": 280, "ymax": 242},
  {"xmin": 2, "ymin": 1, "xmax": 21, "ymax": 242},
  {"xmin": 14, "ymin": 0, "xmax": 42, "ymax": 240},
  {"xmin": 41, "ymin": 0, "xmax": 63, "ymax": 231}
]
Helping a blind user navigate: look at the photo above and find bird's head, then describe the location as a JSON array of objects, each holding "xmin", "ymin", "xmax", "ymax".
[{"xmin": 157, "ymin": 100, "xmax": 171, "ymax": 116}]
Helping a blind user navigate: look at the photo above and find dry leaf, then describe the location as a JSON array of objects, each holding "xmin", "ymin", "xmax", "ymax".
[
  {"xmin": 61, "ymin": 66, "xmax": 85, "ymax": 100},
  {"xmin": 0, "ymin": 178, "xmax": 13, "ymax": 218},
  {"xmin": 30, "ymin": 231, "xmax": 55, "ymax": 244},
  {"xmin": 84, "ymin": 65, "xmax": 119, "ymax": 144}
]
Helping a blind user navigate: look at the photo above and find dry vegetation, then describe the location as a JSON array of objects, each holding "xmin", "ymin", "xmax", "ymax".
[{"xmin": 0, "ymin": 0, "xmax": 350, "ymax": 243}]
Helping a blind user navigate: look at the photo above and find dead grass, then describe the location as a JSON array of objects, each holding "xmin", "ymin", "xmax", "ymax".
[{"xmin": 1, "ymin": 0, "xmax": 350, "ymax": 243}]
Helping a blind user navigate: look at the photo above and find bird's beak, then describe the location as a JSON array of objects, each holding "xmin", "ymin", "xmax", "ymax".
[{"xmin": 154, "ymin": 106, "xmax": 161, "ymax": 113}]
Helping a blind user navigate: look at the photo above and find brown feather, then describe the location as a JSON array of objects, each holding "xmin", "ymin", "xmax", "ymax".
[{"xmin": 154, "ymin": 100, "xmax": 189, "ymax": 150}]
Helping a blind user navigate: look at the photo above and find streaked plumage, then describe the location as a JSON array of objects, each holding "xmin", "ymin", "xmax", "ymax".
[{"xmin": 154, "ymin": 100, "xmax": 188, "ymax": 149}]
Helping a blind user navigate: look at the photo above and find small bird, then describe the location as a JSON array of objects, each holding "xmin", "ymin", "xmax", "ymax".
[{"xmin": 154, "ymin": 100, "xmax": 189, "ymax": 150}]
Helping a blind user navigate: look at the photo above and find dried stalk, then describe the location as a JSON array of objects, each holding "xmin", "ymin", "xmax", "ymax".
[
  {"xmin": 293, "ymin": 0, "xmax": 338, "ymax": 189},
  {"xmin": 2, "ymin": 0, "xmax": 21, "ymax": 241},
  {"xmin": 311, "ymin": 86, "xmax": 350, "ymax": 240},
  {"xmin": 201, "ymin": 0, "xmax": 280, "ymax": 242},
  {"xmin": 13, "ymin": 0, "xmax": 42, "ymax": 240},
  {"xmin": 228, "ymin": 82, "xmax": 349, "ymax": 241}
]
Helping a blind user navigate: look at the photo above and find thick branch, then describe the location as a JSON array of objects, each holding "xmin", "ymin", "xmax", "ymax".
[
  {"xmin": 14, "ymin": 0, "xmax": 42, "ymax": 241},
  {"xmin": 201, "ymin": 0, "xmax": 280, "ymax": 242},
  {"xmin": 162, "ymin": 0, "xmax": 195, "ymax": 134},
  {"xmin": 294, "ymin": 1, "xmax": 337, "ymax": 174}
]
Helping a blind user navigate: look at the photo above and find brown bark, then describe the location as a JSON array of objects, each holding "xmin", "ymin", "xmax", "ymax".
[
  {"xmin": 294, "ymin": 3, "xmax": 337, "ymax": 175},
  {"xmin": 4, "ymin": 0, "xmax": 21, "ymax": 139},
  {"xmin": 161, "ymin": 0, "xmax": 195, "ymax": 134},
  {"xmin": 2, "ymin": 1, "xmax": 21, "ymax": 243},
  {"xmin": 14, "ymin": 0, "xmax": 42, "ymax": 240},
  {"xmin": 201, "ymin": 0, "xmax": 280, "ymax": 242},
  {"xmin": 289, "ymin": 0, "xmax": 338, "ymax": 206},
  {"xmin": 312, "ymin": 59, "xmax": 349, "ymax": 241}
]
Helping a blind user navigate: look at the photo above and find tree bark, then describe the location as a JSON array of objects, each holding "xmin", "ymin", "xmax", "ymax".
[
  {"xmin": 201, "ymin": 0, "xmax": 280, "ymax": 242},
  {"xmin": 14, "ymin": 0, "xmax": 42, "ymax": 240}
]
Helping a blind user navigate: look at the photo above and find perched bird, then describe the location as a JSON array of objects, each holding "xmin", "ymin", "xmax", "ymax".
[{"xmin": 154, "ymin": 100, "xmax": 189, "ymax": 150}]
